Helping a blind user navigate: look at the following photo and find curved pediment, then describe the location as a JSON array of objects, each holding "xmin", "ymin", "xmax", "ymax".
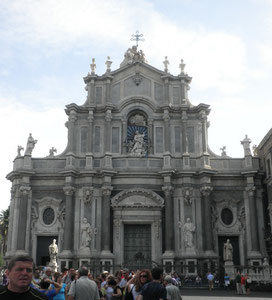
[{"xmin": 111, "ymin": 188, "xmax": 164, "ymax": 208}]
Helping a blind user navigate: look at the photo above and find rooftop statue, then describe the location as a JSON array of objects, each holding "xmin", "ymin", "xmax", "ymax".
[{"xmin": 24, "ymin": 133, "xmax": 37, "ymax": 156}]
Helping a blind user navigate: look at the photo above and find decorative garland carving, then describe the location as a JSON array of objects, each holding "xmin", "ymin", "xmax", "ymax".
[{"xmin": 111, "ymin": 188, "xmax": 164, "ymax": 208}]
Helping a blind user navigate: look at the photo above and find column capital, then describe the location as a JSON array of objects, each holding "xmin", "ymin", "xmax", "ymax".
[
  {"xmin": 200, "ymin": 185, "xmax": 213, "ymax": 197},
  {"xmin": 19, "ymin": 185, "xmax": 31, "ymax": 196},
  {"xmin": 68, "ymin": 110, "xmax": 77, "ymax": 123},
  {"xmin": 63, "ymin": 186, "xmax": 75, "ymax": 196},
  {"xmin": 102, "ymin": 186, "xmax": 113, "ymax": 196},
  {"xmin": 162, "ymin": 186, "xmax": 173, "ymax": 197},
  {"xmin": 245, "ymin": 185, "xmax": 256, "ymax": 197}
]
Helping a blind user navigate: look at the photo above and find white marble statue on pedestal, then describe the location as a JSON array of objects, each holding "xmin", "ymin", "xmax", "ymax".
[
  {"xmin": 48, "ymin": 239, "xmax": 58, "ymax": 272},
  {"xmin": 130, "ymin": 131, "xmax": 145, "ymax": 156}
]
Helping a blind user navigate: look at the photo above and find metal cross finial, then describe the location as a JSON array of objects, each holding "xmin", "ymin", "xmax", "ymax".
[{"xmin": 130, "ymin": 30, "xmax": 144, "ymax": 47}]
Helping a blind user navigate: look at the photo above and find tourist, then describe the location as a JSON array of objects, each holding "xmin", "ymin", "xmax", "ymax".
[
  {"xmin": 67, "ymin": 266, "xmax": 100, "ymax": 300},
  {"xmin": 138, "ymin": 267, "xmax": 167, "ymax": 300},
  {"xmin": 235, "ymin": 271, "xmax": 241, "ymax": 294},
  {"xmin": 126, "ymin": 269, "xmax": 152, "ymax": 300},
  {"xmin": 107, "ymin": 279, "xmax": 122, "ymax": 300},
  {"xmin": 0, "ymin": 255, "xmax": 47, "ymax": 299},
  {"xmin": 207, "ymin": 271, "xmax": 214, "ymax": 291},
  {"xmin": 240, "ymin": 274, "xmax": 246, "ymax": 294},
  {"xmin": 224, "ymin": 273, "xmax": 230, "ymax": 289},
  {"xmin": 38, "ymin": 278, "xmax": 61, "ymax": 300},
  {"xmin": 32, "ymin": 269, "xmax": 41, "ymax": 286},
  {"xmin": 95, "ymin": 278, "xmax": 106, "ymax": 300},
  {"xmin": 63, "ymin": 268, "xmax": 76, "ymax": 285},
  {"xmin": 42, "ymin": 267, "xmax": 53, "ymax": 280},
  {"xmin": 119, "ymin": 268, "xmax": 130, "ymax": 290},
  {"xmin": 163, "ymin": 275, "xmax": 181, "ymax": 300},
  {"xmin": 53, "ymin": 272, "xmax": 66, "ymax": 300},
  {"xmin": 195, "ymin": 275, "xmax": 202, "ymax": 287},
  {"xmin": 245, "ymin": 273, "xmax": 251, "ymax": 295}
]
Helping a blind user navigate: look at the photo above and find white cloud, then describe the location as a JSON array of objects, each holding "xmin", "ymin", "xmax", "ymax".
[{"xmin": 0, "ymin": 99, "xmax": 68, "ymax": 210}]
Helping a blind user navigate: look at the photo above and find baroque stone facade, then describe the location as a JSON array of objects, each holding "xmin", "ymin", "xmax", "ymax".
[{"xmin": 6, "ymin": 47, "xmax": 268, "ymax": 271}]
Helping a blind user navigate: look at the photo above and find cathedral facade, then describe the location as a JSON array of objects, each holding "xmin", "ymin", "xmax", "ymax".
[{"xmin": 6, "ymin": 47, "xmax": 267, "ymax": 273}]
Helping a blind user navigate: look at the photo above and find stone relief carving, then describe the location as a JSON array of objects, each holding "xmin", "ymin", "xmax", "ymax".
[
  {"xmin": 83, "ymin": 187, "xmax": 94, "ymax": 205},
  {"xmin": 57, "ymin": 206, "xmax": 65, "ymax": 249},
  {"xmin": 154, "ymin": 220, "xmax": 161, "ymax": 238},
  {"xmin": 200, "ymin": 185, "xmax": 213, "ymax": 197},
  {"xmin": 245, "ymin": 186, "xmax": 256, "ymax": 197},
  {"xmin": 211, "ymin": 205, "xmax": 218, "ymax": 230},
  {"xmin": 113, "ymin": 218, "xmax": 121, "ymax": 239},
  {"xmin": 111, "ymin": 188, "xmax": 164, "ymax": 208},
  {"xmin": 132, "ymin": 73, "xmax": 142, "ymax": 86},
  {"xmin": 129, "ymin": 114, "xmax": 146, "ymax": 126},
  {"xmin": 182, "ymin": 187, "xmax": 194, "ymax": 205}
]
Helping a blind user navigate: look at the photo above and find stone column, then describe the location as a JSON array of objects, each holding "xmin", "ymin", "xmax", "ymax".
[
  {"xmin": 104, "ymin": 110, "xmax": 112, "ymax": 153},
  {"xmin": 87, "ymin": 110, "xmax": 94, "ymax": 153},
  {"xmin": 163, "ymin": 77, "xmax": 170, "ymax": 105},
  {"xmin": 181, "ymin": 111, "xmax": 190, "ymax": 169},
  {"xmin": 181, "ymin": 111, "xmax": 188, "ymax": 154},
  {"xmin": 66, "ymin": 110, "xmax": 77, "ymax": 153},
  {"xmin": 200, "ymin": 111, "xmax": 208, "ymax": 154},
  {"xmin": 6, "ymin": 187, "xmax": 16, "ymax": 255},
  {"xmin": 17, "ymin": 185, "xmax": 31, "ymax": 251},
  {"xmin": 200, "ymin": 186, "xmax": 214, "ymax": 252},
  {"xmin": 163, "ymin": 110, "xmax": 171, "ymax": 152},
  {"xmin": 101, "ymin": 186, "xmax": 113, "ymax": 254},
  {"xmin": 162, "ymin": 186, "xmax": 174, "ymax": 253},
  {"xmin": 62, "ymin": 186, "xmax": 75, "ymax": 253},
  {"xmin": 148, "ymin": 118, "xmax": 153, "ymax": 154},
  {"xmin": 122, "ymin": 119, "xmax": 127, "ymax": 154},
  {"xmin": 245, "ymin": 186, "xmax": 259, "ymax": 251},
  {"xmin": 105, "ymin": 78, "xmax": 112, "ymax": 104}
]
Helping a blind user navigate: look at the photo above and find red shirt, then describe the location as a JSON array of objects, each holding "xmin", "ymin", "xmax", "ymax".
[{"xmin": 241, "ymin": 276, "xmax": 246, "ymax": 285}]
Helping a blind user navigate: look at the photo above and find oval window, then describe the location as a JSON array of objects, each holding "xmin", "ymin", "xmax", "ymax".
[
  {"xmin": 221, "ymin": 208, "xmax": 233, "ymax": 225},
  {"xmin": 43, "ymin": 207, "xmax": 55, "ymax": 225}
]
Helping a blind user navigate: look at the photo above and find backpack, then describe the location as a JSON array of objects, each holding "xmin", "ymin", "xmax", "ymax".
[{"xmin": 124, "ymin": 285, "xmax": 134, "ymax": 300}]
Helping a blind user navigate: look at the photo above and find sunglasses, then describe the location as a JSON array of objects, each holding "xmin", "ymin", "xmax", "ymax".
[{"xmin": 140, "ymin": 275, "xmax": 147, "ymax": 278}]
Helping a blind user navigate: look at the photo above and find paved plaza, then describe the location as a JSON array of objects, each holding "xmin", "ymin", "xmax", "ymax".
[{"xmin": 180, "ymin": 289, "xmax": 271, "ymax": 299}]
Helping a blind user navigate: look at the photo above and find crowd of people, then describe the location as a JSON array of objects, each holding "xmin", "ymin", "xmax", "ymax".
[{"xmin": 0, "ymin": 255, "xmax": 182, "ymax": 300}]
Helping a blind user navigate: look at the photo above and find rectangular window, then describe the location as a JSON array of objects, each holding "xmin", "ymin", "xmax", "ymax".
[
  {"xmin": 95, "ymin": 87, "xmax": 102, "ymax": 104},
  {"xmin": 112, "ymin": 127, "xmax": 120, "ymax": 153},
  {"xmin": 155, "ymin": 127, "xmax": 163, "ymax": 153},
  {"xmin": 187, "ymin": 127, "xmax": 195, "ymax": 153},
  {"xmin": 174, "ymin": 126, "xmax": 181, "ymax": 153},
  {"xmin": 80, "ymin": 127, "xmax": 88, "ymax": 153},
  {"xmin": 94, "ymin": 126, "xmax": 101, "ymax": 153},
  {"xmin": 173, "ymin": 87, "xmax": 180, "ymax": 104}
]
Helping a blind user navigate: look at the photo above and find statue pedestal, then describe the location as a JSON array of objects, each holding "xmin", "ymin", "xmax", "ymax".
[
  {"xmin": 78, "ymin": 247, "xmax": 91, "ymax": 258},
  {"xmin": 48, "ymin": 261, "xmax": 58, "ymax": 272},
  {"xmin": 224, "ymin": 260, "xmax": 235, "ymax": 280}
]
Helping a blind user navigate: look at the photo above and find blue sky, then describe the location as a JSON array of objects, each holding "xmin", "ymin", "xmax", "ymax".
[{"xmin": 0, "ymin": 0, "xmax": 271, "ymax": 210}]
